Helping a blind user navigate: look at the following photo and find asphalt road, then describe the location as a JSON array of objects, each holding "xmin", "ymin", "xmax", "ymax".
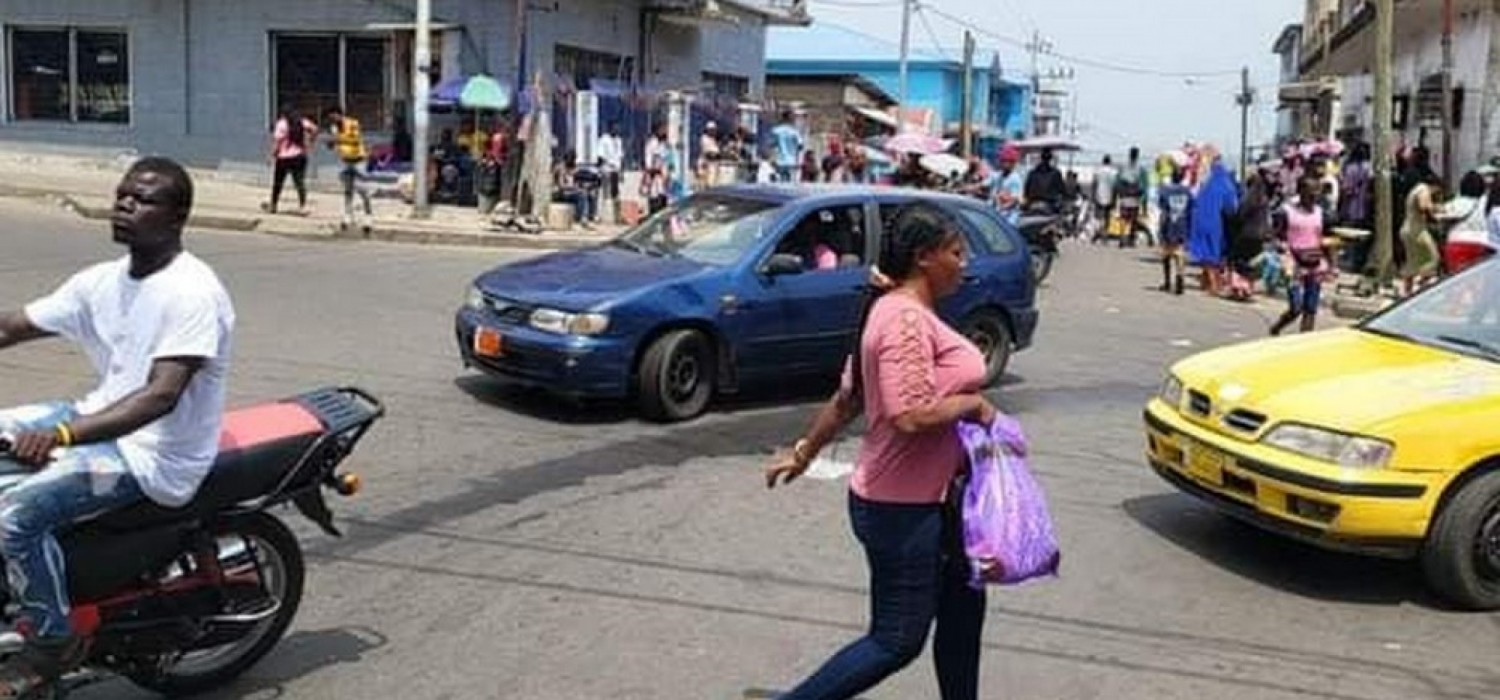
[{"xmin": 1, "ymin": 197, "xmax": 1497, "ymax": 700}]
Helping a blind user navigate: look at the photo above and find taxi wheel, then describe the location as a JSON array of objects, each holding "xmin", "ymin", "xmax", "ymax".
[
  {"xmin": 1422, "ymin": 470, "xmax": 1500, "ymax": 611},
  {"xmin": 638, "ymin": 330, "xmax": 714, "ymax": 422}
]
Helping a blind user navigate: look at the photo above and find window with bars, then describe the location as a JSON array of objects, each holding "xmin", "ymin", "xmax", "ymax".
[
  {"xmin": 8, "ymin": 27, "xmax": 130, "ymax": 124},
  {"xmin": 554, "ymin": 44, "xmax": 634, "ymax": 91},
  {"xmin": 272, "ymin": 33, "xmax": 390, "ymax": 130},
  {"xmin": 702, "ymin": 71, "xmax": 749, "ymax": 100}
]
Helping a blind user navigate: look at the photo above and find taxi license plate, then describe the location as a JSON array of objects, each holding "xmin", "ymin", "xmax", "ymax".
[
  {"xmin": 1182, "ymin": 438, "xmax": 1226, "ymax": 484},
  {"xmin": 473, "ymin": 327, "xmax": 504, "ymax": 358}
]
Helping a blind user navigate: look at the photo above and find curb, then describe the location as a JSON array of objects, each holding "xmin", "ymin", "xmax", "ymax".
[
  {"xmin": 331, "ymin": 224, "xmax": 602, "ymax": 251},
  {"xmin": 0, "ymin": 186, "xmax": 605, "ymax": 251},
  {"xmin": 64, "ymin": 197, "xmax": 262, "ymax": 232}
]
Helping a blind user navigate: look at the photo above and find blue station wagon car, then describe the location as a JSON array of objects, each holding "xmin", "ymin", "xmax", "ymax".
[{"xmin": 455, "ymin": 185, "xmax": 1040, "ymax": 421}]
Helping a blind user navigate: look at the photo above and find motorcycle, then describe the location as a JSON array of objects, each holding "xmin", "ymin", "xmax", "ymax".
[
  {"xmin": 0, "ymin": 386, "xmax": 382, "ymax": 697},
  {"xmin": 1018, "ymin": 204, "xmax": 1065, "ymax": 284}
]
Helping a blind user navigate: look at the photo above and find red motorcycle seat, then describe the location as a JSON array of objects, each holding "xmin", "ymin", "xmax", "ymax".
[{"xmin": 89, "ymin": 402, "xmax": 326, "ymax": 531}]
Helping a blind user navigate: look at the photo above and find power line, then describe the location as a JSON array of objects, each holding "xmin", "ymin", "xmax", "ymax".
[
  {"xmin": 997, "ymin": 0, "xmax": 1038, "ymax": 37},
  {"xmin": 915, "ymin": 7, "xmax": 951, "ymax": 60},
  {"xmin": 814, "ymin": 0, "xmax": 904, "ymax": 7},
  {"xmin": 919, "ymin": 4, "xmax": 1242, "ymax": 79}
]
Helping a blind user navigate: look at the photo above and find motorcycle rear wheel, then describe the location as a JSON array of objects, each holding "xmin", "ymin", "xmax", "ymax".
[{"xmin": 125, "ymin": 512, "xmax": 304, "ymax": 697}]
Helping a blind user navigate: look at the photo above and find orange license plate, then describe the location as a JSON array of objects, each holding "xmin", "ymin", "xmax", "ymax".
[{"xmin": 474, "ymin": 327, "xmax": 504, "ymax": 358}]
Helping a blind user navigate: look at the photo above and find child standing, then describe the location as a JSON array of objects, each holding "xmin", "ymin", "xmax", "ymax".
[{"xmin": 1156, "ymin": 168, "xmax": 1194, "ymax": 294}]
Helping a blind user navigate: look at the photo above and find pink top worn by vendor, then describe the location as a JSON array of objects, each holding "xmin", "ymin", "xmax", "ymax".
[
  {"xmin": 1283, "ymin": 202, "xmax": 1324, "ymax": 253},
  {"xmin": 846, "ymin": 292, "xmax": 987, "ymax": 504}
]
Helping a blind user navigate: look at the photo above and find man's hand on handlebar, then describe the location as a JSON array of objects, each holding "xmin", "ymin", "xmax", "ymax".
[{"xmin": 3, "ymin": 430, "xmax": 60, "ymax": 469}]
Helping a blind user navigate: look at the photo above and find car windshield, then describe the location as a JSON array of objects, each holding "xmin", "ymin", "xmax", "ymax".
[
  {"xmin": 1361, "ymin": 260, "xmax": 1500, "ymax": 362},
  {"xmin": 614, "ymin": 194, "xmax": 780, "ymax": 266}
]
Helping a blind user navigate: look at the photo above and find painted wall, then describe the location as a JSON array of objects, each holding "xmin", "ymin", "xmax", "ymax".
[
  {"xmin": 0, "ymin": 0, "xmax": 771, "ymax": 166},
  {"xmin": 1333, "ymin": 8, "xmax": 1496, "ymax": 174}
]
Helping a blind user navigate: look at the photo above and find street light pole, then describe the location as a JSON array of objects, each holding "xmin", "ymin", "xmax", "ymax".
[
  {"xmin": 412, "ymin": 0, "xmax": 432, "ymax": 218},
  {"xmin": 1236, "ymin": 66, "xmax": 1253, "ymax": 180},
  {"xmin": 898, "ymin": 0, "xmax": 912, "ymax": 132}
]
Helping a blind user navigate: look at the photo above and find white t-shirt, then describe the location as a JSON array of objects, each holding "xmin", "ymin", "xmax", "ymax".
[
  {"xmin": 25, "ymin": 252, "xmax": 235, "ymax": 507},
  {"xmin": 597, "ymin": 135, "xmax": 623, "ymax": 171},
  {"xmin": 1446, "ymin": 196, "xmax": 1492, "ymax": 247}
]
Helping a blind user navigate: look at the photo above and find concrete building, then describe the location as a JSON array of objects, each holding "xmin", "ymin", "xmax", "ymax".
[
  {"xmin": 0, "ymin": 0, "xmax": 804, "ymax": 167},
  {"xmin": 1295, "ymin": 0, "xmax": 1500, "ymax": 174},
  {"xmin": 765, "ymin": 22, "xmax": 1031, "ymax": 143},
  {"xmin": 1273, "ymin": 23, "xmax": 1314, "ymax": 147},
  {"xmin": 1031, "ymin": 70, "xmax": 1072, "ymax": 139}
]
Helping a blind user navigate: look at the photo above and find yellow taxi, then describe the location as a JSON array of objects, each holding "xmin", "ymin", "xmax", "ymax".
[{"xmin": 1144, "ymin": 261, "xmax": 1500, "ymax": 609}]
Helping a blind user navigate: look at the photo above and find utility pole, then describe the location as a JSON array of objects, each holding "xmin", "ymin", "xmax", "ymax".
[
  {"xmin": 1441, "ymin": 0, "xmax": 1455, "ymax": 187},
  {"xmin": 412, "ymin": 0, "xmax": 432, "ymax": 218},
  {"xmin": 898, "ymin": 0, "xmax": 912, "ymax": 132},
  {"xmin": 1375, "ymin": 0, "xmax": 1395, "ymax": 283},
  {"xmin": 1026, "ymin": 31, "xmax": 1053, "ymax": 137},
  {"xmin": 1067, "ymin": 91, "xmax": 1079, "ymax": 168},
  {"xmin": 1236, "ymin": 66, "xmax": 1253, "ymax": 180},
  {"xmin": 960, "ymin": 31, "xmax": 974, "ymax": 157},
  {"xmin": 1029, "ymin": 30, "xmax": 1041, "ymax": 136}
]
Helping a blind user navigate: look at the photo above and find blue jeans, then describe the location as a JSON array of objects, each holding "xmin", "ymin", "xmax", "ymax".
[
  {"xmin": 0, "ymin": 403, "xmax": 145, "ymax": 639},
  {"xmin": 339, "ymin": 164, "xmax": 373, "ymax": 220},
  {"xmin": 557, "ymin": 189, "xmax": 594, "ymax": 223},
  {"xmin": 783, "ymin": 490, "xmax": 985, "ymax": 700},
  {"xmin": 1288, "ymin": 271, "xmax": 1323, "ymax": 315}
]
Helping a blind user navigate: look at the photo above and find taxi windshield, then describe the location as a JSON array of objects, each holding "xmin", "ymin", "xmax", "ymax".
[{"xmin": 1361, "ymin": 260, "xmax": 1500, "ymax": 362}]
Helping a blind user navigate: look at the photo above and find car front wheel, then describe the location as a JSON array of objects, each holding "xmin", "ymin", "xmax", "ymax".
[
  {"xmin": 960, "ymin": 311, "xmax": 1012, "ymax": 388},
  {"xmin": 1422, "ymin": 469, "xmax": 1500, "ymax": 610},
  {"xmin": 638, "ymin": 330, "xmax": 715, "ymax": 422}
]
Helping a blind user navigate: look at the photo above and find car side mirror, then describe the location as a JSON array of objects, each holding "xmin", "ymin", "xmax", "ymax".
[{"xmin": 762, "ymin": 253, "xmax": 805, "ymax": 276}]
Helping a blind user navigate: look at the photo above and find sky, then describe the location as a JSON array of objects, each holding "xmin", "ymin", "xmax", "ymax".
[{"xmin": 804, "ymin": 0, "xmax": 1303, "ymax": 161}]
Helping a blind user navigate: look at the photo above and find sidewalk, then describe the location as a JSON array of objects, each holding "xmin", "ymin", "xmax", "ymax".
[{"xmin": 0, "ymin": 146, "xmax": 620, "ymax": 251}]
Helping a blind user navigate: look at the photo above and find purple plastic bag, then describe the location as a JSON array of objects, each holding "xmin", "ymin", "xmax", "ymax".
[{"xmin": 955, "ymin": 415, "xmax": 1061, "ymax": 588}]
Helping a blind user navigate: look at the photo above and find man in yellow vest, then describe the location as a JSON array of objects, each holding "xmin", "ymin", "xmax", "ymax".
[{"xmin": 323, "ymin": 107, "xmax": 373, "ymax": 228}]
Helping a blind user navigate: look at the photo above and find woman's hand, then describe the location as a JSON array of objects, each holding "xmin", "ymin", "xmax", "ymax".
[
  {"xmin": 972, "ymin": 396, "xmax": 998, "ymax": 425},
  {"xmin": 765, "ymin": 439, "xmax": 813, "ymax": 489}
]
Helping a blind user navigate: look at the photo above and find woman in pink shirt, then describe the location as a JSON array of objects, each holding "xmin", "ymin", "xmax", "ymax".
[
  {"xmin": 1271, "ymin": 175, "xmax": 1329, "ymax": 336},
  {"xmin": 264, "ymin": 110, "xmax": 317, "ymax": 214},
  {"xmin": 766, "ymin": 202, "xmax": 996, "ymax": 700}
]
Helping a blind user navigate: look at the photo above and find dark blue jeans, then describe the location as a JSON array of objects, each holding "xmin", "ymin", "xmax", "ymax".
[{"xmin": 783, "ymin": 490, "xmax": 986, "ymax": 700}]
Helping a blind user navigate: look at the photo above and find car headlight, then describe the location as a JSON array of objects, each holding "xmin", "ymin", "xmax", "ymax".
[
  {"xmin": 529, "ymin": 308, "xmax": 611, "ymax": 336},
  {"xmin": 1159, "ymin": 375, "xmax": 1184, "ymax": 410},
  {"xmin": 465, "ymin": 286, "xmax": 487, "ymax": 310},
  {"xmin": 1261, "ymin": 423, "xmax": 1393, "ymax": 469}
]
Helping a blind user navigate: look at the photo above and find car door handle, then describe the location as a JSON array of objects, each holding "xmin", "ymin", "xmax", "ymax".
[{"xmin": 962, "ymin": 274, "xmax": 979, "ymax": 285}]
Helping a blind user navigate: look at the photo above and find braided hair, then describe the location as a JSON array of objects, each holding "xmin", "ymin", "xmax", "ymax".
[{"xmin": 846, "ymin": 201, "xmax": 963, "ymax": 400}]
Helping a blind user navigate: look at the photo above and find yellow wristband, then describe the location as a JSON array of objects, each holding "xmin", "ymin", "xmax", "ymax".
[{"xmin": 55, "ymin": 423, "xmax": 73, "ymax": 448}]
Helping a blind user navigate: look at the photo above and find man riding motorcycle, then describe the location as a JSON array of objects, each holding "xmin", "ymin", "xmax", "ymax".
[
  {"xmin": 1023, "ymin": 148, "xmax": 1067, "ymax": 215},
  {"xmin": 0, "ymin": 157, "xmax": 235, "ymax": 696}
]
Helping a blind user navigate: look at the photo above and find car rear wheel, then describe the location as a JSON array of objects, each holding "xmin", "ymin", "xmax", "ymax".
[
  {"xmin": 1422, "ymin": 470, "xmax": 1500, "ymax": 610},
  {"xmin": 638, "ymin": 330, "xmax": 714, "ymax": 422},
  {"xmin": 960, "ymin": 311, "xmax": 1012, "ymax": 388}
]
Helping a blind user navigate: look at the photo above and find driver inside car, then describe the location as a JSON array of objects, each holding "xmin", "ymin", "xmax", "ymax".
[{"xmin": 0, "ymin": 157, "xmax": 235, "ymax": 695}]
